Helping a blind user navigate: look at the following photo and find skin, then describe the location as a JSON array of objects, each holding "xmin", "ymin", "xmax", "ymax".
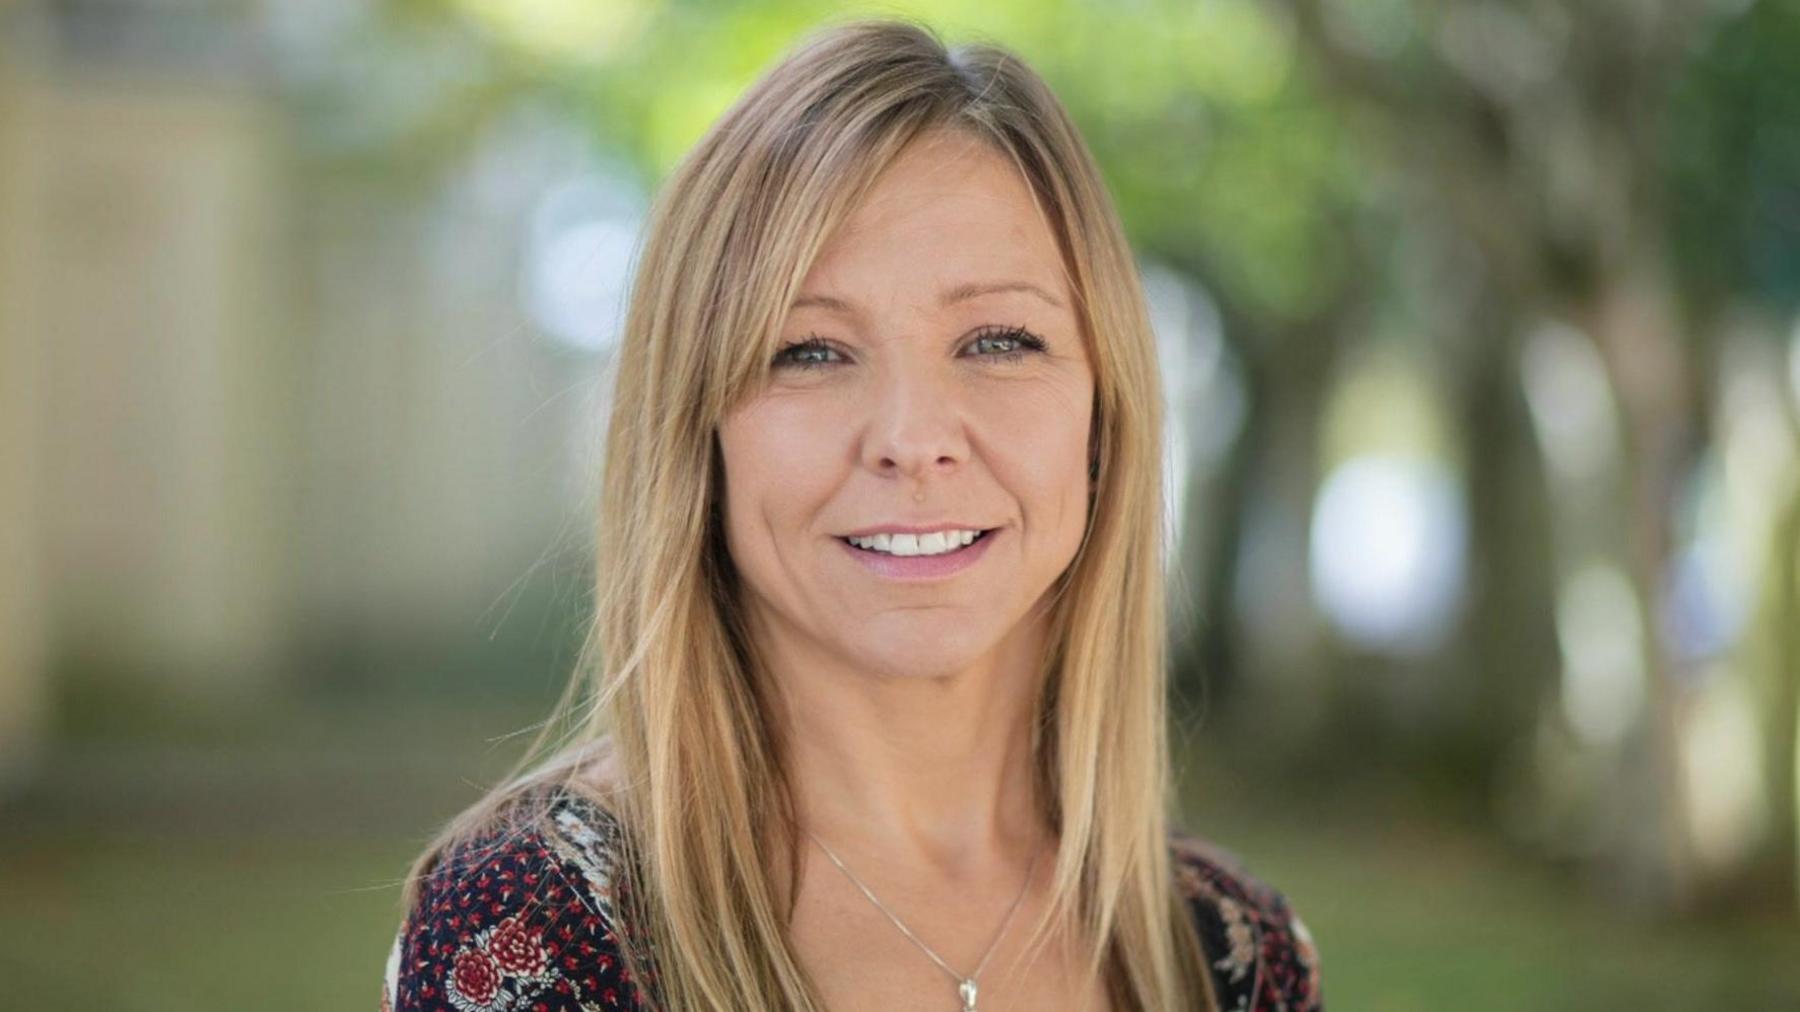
[{"xmin": 715, "ymin": 127, "xmax": 1107, "ymax": 1011}]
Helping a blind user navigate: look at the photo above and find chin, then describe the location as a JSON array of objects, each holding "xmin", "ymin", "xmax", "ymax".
[{"xmin": 850, "ymin": 632, "xmax": 989, "ymax": 682}]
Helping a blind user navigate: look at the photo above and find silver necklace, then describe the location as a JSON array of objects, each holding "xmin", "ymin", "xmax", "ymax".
[{"xmin": 805, "ymin": 830, "xmax": 1040, "ymax": 1012}]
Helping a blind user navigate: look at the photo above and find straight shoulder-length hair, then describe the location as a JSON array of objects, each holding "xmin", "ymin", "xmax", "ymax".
[{"xmin": 400, "ymin": 16, "xmax": 1217, "ymax": 1012}]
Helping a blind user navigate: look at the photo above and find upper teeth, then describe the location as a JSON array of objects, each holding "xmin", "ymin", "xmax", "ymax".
[{"xmin": 847, "ymin": 529, "xmax": 983, "ymax": 556}]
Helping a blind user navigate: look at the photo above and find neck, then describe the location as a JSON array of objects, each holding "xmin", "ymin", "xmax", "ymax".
[{"xmin": 763, "ymin": 609, "xmax": 1055, "ymax": 882}]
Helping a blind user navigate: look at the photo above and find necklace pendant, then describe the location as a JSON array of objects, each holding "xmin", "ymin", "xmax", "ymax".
[{"xmin": 959, "ymin": 978, "xmax": 978, "ymax": 1011}]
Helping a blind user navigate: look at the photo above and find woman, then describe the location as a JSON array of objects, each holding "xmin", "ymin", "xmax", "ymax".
[{"xmin": 383, "ymin": 17, "xmax": 1322, "ymax": 1012}]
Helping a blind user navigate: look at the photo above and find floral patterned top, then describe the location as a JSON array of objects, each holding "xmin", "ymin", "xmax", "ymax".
[{"xmin": 382, "ymin": 786, "xmax": 1323, "ymax": 1011}]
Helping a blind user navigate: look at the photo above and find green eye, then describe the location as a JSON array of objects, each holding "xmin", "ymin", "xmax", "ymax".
[
  {"xmin": 772, "ymin": 337, "xmax": 841, "ymax": 370},
  {"xmin": 968, "ymin": 325, "xmax": 1048, "ymax": 360},
  {"xmin": 771, "ymin": 326, "xmax": 1048, "ymax": 371}
]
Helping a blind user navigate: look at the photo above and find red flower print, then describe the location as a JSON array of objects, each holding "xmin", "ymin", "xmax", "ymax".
[
  {"xmin": 388, "ymin": 790, "xmax": 661, "ymax": 1010},
  {"xmin": 490, "ymin": 915, "xmax": 550, "ymax": 976},
  {"xmin": 450, "ymin": 947, "xmax": 501, "ymax": 1006}
]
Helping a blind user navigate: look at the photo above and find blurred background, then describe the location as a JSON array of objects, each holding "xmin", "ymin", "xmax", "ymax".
[{"xmin": 2, "ymin": 0, "xmax": 1798, "ymax": 1008}]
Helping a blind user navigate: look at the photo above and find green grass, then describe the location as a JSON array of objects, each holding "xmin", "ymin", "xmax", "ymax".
[
  {"xmin": 0, "ymin": 829, "xmax": 419, "ymax": 1011},
  {"xmin": 1178, "ymin": 759, "xmax": 1800, "ymax": 1011},
  {"xmin": 1250, "ymin": 826, "xmax": 1800, "ymax": 1010}
]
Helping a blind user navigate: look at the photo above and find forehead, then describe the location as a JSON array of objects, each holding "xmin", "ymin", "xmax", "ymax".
[{"xmin": 802, "ymin": 130, "xmax": 1070, "ymax": 301}]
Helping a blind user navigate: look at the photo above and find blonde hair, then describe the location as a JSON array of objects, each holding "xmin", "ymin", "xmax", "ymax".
[{"xmin": 399, "ymin": 16, "xmax": 1217, "ymax": 1012}]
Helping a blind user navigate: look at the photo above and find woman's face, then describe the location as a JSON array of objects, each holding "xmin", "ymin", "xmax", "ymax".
[{"xmin": 717, "ymin": 128, "xmax": 1095, "ymax": 682}]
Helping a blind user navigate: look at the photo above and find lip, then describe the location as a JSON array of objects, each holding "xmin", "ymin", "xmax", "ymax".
[
  {"xmin": 836, "ymin": 527, "xmax": 999, "ymax": 581},
  {"xmin": 838, "ymin": 521, "xmax": 995, "ymax": 538}
]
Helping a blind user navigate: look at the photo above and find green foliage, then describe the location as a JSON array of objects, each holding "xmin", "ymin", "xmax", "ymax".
[
  {"xmin": 1665, "ymin": 0, "xmax": 1800, "ymax": 314},
  {"xmin": 352, "ymin": 0, "xmax": 1798, "ymax": 331},
  {"xmin": 416, "ymin": 0, "xmax": 1361, "ymax": 327}
]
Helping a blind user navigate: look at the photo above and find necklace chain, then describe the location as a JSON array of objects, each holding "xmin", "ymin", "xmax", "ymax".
[{"xmin": 805, "ymin": 829, "xmax": 1040, "ymax": 1012}]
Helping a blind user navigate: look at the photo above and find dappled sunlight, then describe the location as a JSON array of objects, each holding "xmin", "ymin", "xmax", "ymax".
[
  {"xmin": 1555, "ymin": 562, "xmax": 1646, "ymax": 748},
  {"xmin": 1681, "ymin": 669, "xmax": 1770, "ymax": 877},
  {"xmin": 1309, "ymin": 455, "xmax": 1467, "ymax": 654},
  {"xmin": 523, "ymin": 174, "xmax": 644, "ymax": 354},
  {"xmin": 1521, "ymin": 319, "xmax": 1619, "ymax": 485},
  {"xmin": 454, "ymin": 0, "xmax": 658, "ymax": 65}
]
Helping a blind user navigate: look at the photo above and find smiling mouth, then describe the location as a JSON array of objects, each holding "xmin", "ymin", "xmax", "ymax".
[{"xmin": 837, "ymin": 528, "xmax": 996, "ymax": 556}]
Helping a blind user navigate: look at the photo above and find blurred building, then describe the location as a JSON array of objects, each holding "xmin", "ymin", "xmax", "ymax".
[
  {"xmin": 0, "ymin": 0, "xmax": 610, "ymax": 795},
  {"xmin": 2, "ymin": 3, "xmax": 289, "ymax": 794}
]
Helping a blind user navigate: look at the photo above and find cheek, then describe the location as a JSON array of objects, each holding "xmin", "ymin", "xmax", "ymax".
[
  {"xmin": 978, "ymin": 378, "xmax": 1093, "ymax": 489},
  {"xmin": 717, "ymin": 398, "xmax": 840, "ymax": 535}
]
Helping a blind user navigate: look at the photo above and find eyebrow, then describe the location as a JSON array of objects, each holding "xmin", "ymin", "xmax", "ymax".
[{"xmin": 790, "ymin": 279, "xmax": 1066, "ymax": 315}]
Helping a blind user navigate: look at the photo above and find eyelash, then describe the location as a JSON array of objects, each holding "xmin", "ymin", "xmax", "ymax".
[{"xmin": 773, "ymin": 324, "xmax": 1048, "ymax": 371}]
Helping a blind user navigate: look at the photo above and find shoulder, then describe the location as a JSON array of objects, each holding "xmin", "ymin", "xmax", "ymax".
[
  {"xmin": 1170, "ymin": 831, "xmax": 1324, "ymax": 1012},
  {"xmin": 381, "ymin": 786, "xmax": 655, "ymax": 1012}
]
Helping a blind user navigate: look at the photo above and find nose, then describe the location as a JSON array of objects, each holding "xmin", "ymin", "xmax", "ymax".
[{"xmin": 859, "ymin": 357, "xmax": 968, "ymax": 483}]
